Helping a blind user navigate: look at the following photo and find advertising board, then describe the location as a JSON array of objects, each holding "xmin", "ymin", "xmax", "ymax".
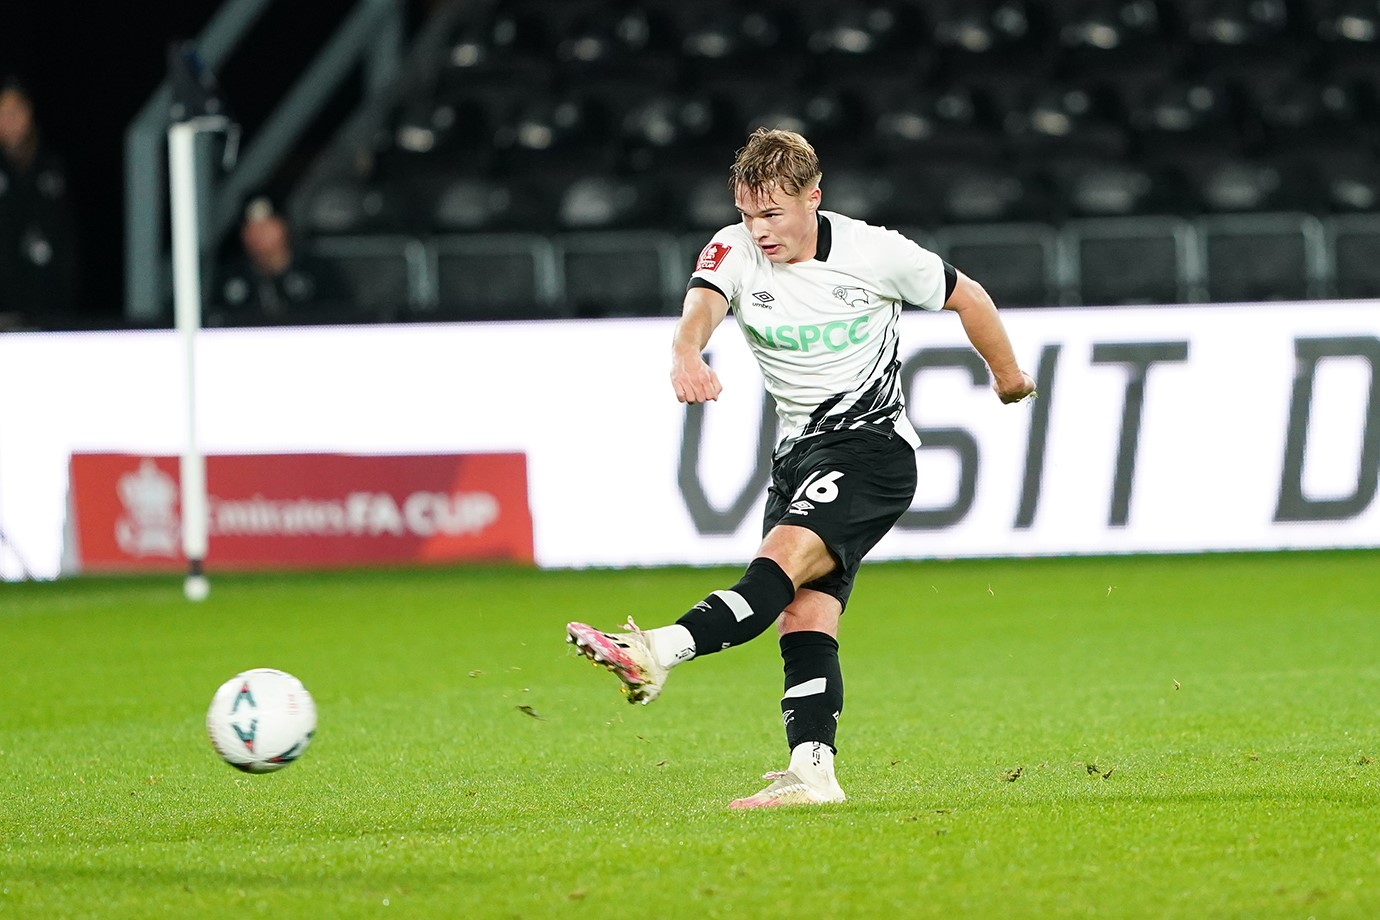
[{"xmin": 0, "ymin": 303, "xmax": 1374, "ymax": 580}]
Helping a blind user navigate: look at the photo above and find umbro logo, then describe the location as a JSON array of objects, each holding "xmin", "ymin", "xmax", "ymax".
[
  {"xmin": 788, "ymin": 499, "xmax": 814, "ymax": 515},
  {"xmin": 751, "ymin": 290, "xmax": 775, "ymax": 307}
]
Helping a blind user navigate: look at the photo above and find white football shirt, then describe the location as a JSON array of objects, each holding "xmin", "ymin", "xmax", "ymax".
[{"xmin": 690, "ymin": 210, "xmax": 950, "ymax": 450}]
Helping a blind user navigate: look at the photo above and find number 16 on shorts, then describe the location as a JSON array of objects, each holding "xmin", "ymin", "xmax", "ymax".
[{"xmin": 789, "ymin": 470, "xmax": 844, "ymax": 515}]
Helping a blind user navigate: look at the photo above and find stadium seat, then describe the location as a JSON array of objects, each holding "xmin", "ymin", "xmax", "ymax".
[
  {"xmin": 929, "ymin": 0, "xmax": 1043, "ymax": 56},
  {"xmin": 672, "ymin": 4, "xmax": 805, "ymax": 91},
  {"xmin": 1066, "ymin": 217, "xmax": 1195, "ymax": 305},
  {"xmin": 1317, "ymin": 151, "xmax": 1380, "ymax": 212},
  {"xmin": 487, "ymin": 95, "xmax": 617, "ymax": 177},
  {"xmin": 387, "ymin": 99, "xmax": 457, "ymax": 164},
  {"xmin": 427, "ymin": 234, "xmax": 567, "ymax": 322},
  {"xmin": 680, "ymin": 170, "xmax": 739, "ymax": 231},
  {"xmin": 438, "ymin": 4, "xmax": 556, "ymax": 96},
  {"xmin": 816, "ymin": 168, "xmax": 897, "ymax": 225},
  {"xmin": 830, "ymin": 161, "xmax": 938, "ymax": 229},
  {"xmin": 548, "ymin": 5, "xmax": 680, "ymax": 105},
  {"xmin": 553, "ymin": 4, "xmax": 665, "ymax": 67},
  {"xmin": 624, "ymin": 91, "xmax": 740, "ymax": 150},
  {"xmin": 1180, "ymin": 155, "xmax": 1324, "ymax": 214},
  {"xmin": 621, "ymin": 90, "xmax": 744, "ymax": 178},
  {"xmin": 556, "ymin": 175, "xmax": 662, "ymax": 230},
  {"xmin": 1310, "ymin": 0, "xmax": 1380, "ymax": 84},
  {"xmin": 929, "ymin": 0, "xmax": 1055, "ymax": 95},
  {"xmin": 1199, "ymin": 213, "xmax": 1326, "ymax": 301},
  {"xmin": 429, "ymin": 175, "xmax": 554, "ymax": 234},
  {"xmin": 1239, "ymin": 75, "xmax": 1364, "ymax": 158},
  {"xmin": 1002, "ymin": 84, "xmax": 1131, "ymax": 166},
  {"xmin": 797, "ymin": 0, "xmax": 932, "ymax": 81},
  {"xmin": 1178, "ymin": 0, "xmax": 1304, "ymax": 83},
  {"xmin": 307, "ymin": 236, "xmax": 414, "ymax": 323},
  {"xmin": 871, "ymin": 85, "xmax": 1004, "ymax": 168},
  {"xmin": 1127, "ymin": 78, "xmax": 1242, "ymax": 162},
  {"xmin": 1327, "ymin": 215, "xmax": 1380, "ymax": 298},
  {"xmin": 558, "ymin": 231, "xmax": 682, "ymax": 317},
  {"xmin": 430, "ymin": 177, "xmax": 497, "ymax": 232},
  {"xmin": 1048, "ymin": 0, "xmax": 1174, "ymax": 77},
  {"xmin": 799, "ymin": 0, "xmax": 922, "ymax": 55},
  {"xmin": 936, "ymin": 163, "xmax": 1052, "ymax": 225},
  {"xmin": 729, "ymin": 83, "xmax": 871, "ymax": 166},
  {"xmin": 1180, "ymin": 0, "xmax": 1292, "ymax": 42},
  {"xmin": 1047, "ymin": 157, "xmax": 1183, "ymax": 218},
  {"xmin": 936, "ymin": 224, "xmax": 1059, "ymax": 307},
  {"xmin": 1305, "ymin": 0, "xmax": 1380, "ymax": 42},
  {"xmin": 300, "ymin": 181, "xmax": 401, "ymax": 236}
]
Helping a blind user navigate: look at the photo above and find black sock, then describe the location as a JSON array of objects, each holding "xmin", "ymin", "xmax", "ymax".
[
  {"xmin": 780, "ymin": 631, "xmax": 843, "ymax": 753},
  {"xmin": 675, "ymin": 557, "xmax": 795, "ymax": 656}
]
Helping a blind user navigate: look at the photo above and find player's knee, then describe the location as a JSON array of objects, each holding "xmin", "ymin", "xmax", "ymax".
[
  {"xmin": 759, "ymin": 525, "xmax": 837, "ymax": 587},
  {"xmin": 777, "ymin": 595, "xmax": 841, "ymax": 638}
]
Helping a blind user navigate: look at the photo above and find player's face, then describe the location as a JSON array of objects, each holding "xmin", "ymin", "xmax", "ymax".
[
  {"xmin": 0, "ymin": 90, "xmax": 35, "ymax": 150},
  {"xmin": 242, "ymin": 216, "xmax": 292, "ymax": 271},
  {"xmin": 735, "ymin": 182, "xmax": 821, "ymax": 264}
]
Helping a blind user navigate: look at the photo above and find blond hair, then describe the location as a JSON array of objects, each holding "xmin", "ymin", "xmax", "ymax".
[{"xmin": 729, "ymin": 128, "xmax": 821, "ymax": 201}]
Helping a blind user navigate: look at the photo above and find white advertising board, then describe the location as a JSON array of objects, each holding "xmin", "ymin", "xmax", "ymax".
[{"xmin": 0, "ymin": 302, "xmax": 1376, "ymax": 580}]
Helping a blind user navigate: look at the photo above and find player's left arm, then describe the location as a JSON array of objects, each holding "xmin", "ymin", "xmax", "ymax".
[
  {"xmin": 943, "ymin": 270, "xmax": 1037, "ymax": 404},
  {"xmin": 671, "ymin": 285, "xmax": 730, "ymax": 404}
]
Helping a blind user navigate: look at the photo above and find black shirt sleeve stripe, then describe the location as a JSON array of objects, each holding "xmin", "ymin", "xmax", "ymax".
[
  {"xmin": 943, "ymin": 261, "xmax": 958, "ymax": 302},
  {"xmin": 687, "ymin": 277, "xmax": 727, "ymax": 301}
]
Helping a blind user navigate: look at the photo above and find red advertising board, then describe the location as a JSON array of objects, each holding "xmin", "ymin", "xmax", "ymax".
[{"xmin": 69, "ymin": 453, "xmax": 534, "ymax": 571}]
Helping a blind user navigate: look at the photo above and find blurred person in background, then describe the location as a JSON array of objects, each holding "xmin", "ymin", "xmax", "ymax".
[
  {"xmin": 568, "ymin": 128, "xmax": 1036, "ymax": 809},
  {"xmin": 0, "ymin": 77, "xmax": 80, "ymax": 331},
  {"xmin": 211, "ymin": 195, "xmax": 345, "ymax": 326}
]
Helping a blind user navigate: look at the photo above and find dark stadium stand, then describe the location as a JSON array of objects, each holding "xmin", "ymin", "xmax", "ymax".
[{"xmin": 287, "ymin": 0, "xmax": 1380, "ymax": 319}]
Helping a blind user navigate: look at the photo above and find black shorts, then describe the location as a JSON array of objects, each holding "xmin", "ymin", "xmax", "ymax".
[{"xmin": 762, "ymin": 430, "xmax": 918, "ymax": 610}]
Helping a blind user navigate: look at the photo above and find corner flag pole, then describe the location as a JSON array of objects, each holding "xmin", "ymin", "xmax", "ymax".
[
  {"xmin": 165, "ymin": 40, "xmax": 235, "ymax": 602},
  {"xmin": 167, "ymin": 118, "xmax": 217, "ymax": 602}
]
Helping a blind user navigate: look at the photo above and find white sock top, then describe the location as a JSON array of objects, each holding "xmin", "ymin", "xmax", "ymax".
[
  {"xmin": 645, "ymin": 624, "xmax": 696, "ymax": 670},
  {"xmin": 789, "ymin": 741, "xmax": 836, "ymax": 782}
]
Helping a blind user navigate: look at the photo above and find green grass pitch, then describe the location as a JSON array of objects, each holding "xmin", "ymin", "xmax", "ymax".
[{"xmin": 2, "ymin": 550, "xmax": 1379, "ymax": 918}]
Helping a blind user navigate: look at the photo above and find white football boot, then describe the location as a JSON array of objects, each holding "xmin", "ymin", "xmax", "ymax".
[
  {"xmin": 566, "ymin": 617, "xmax": 668, "ymax": 704},
  {"xmin": 729, "ymin": 742, "xmax": 847, "ymax": 809}
]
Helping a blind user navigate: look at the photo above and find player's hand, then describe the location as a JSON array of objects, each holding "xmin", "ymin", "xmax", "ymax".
[
  {"xmin": 994, "ymin": 370, "xmax": 1037, "ymax": 405},
  {"xmin": 672, "ymin": 353, "xmax": 723, "ymax": 403}
]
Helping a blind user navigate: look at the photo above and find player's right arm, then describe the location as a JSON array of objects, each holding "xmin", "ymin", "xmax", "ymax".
[
  {"xmin": 671, "ymin": 285, "xmax": 729, "ymax": 403},
  {"xmin": 867, "ymin": 224, "xmax": 1034, "ymax": 405},
  {"xmin": 944, "ymin": 270, "xmax": 1037, "ymax": 404}
]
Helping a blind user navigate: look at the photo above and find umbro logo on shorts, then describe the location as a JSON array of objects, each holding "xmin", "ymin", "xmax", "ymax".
[{"xmin": 789, "ymin": 499, "xmax": 814, "ymax": 515}]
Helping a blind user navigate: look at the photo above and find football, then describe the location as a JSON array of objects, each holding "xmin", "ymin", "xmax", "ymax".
[{"xmin": 206, "ymin": 668, "xmax": 316, "ymax": 773}]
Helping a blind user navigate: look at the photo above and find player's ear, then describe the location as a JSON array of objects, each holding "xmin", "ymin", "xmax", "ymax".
[{"xmin": 806, "ymin": 184, "xmax": 822, "ymax": 212}]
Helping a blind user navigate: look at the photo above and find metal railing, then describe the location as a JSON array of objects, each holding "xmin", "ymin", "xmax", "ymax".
[
  {"xmin": 123, "ymin": 0, "xmax": 405, "ymax": 324},
  {"xmin": 295, "ymin": 212, "xmax": 1380, "ymax": 323}
]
